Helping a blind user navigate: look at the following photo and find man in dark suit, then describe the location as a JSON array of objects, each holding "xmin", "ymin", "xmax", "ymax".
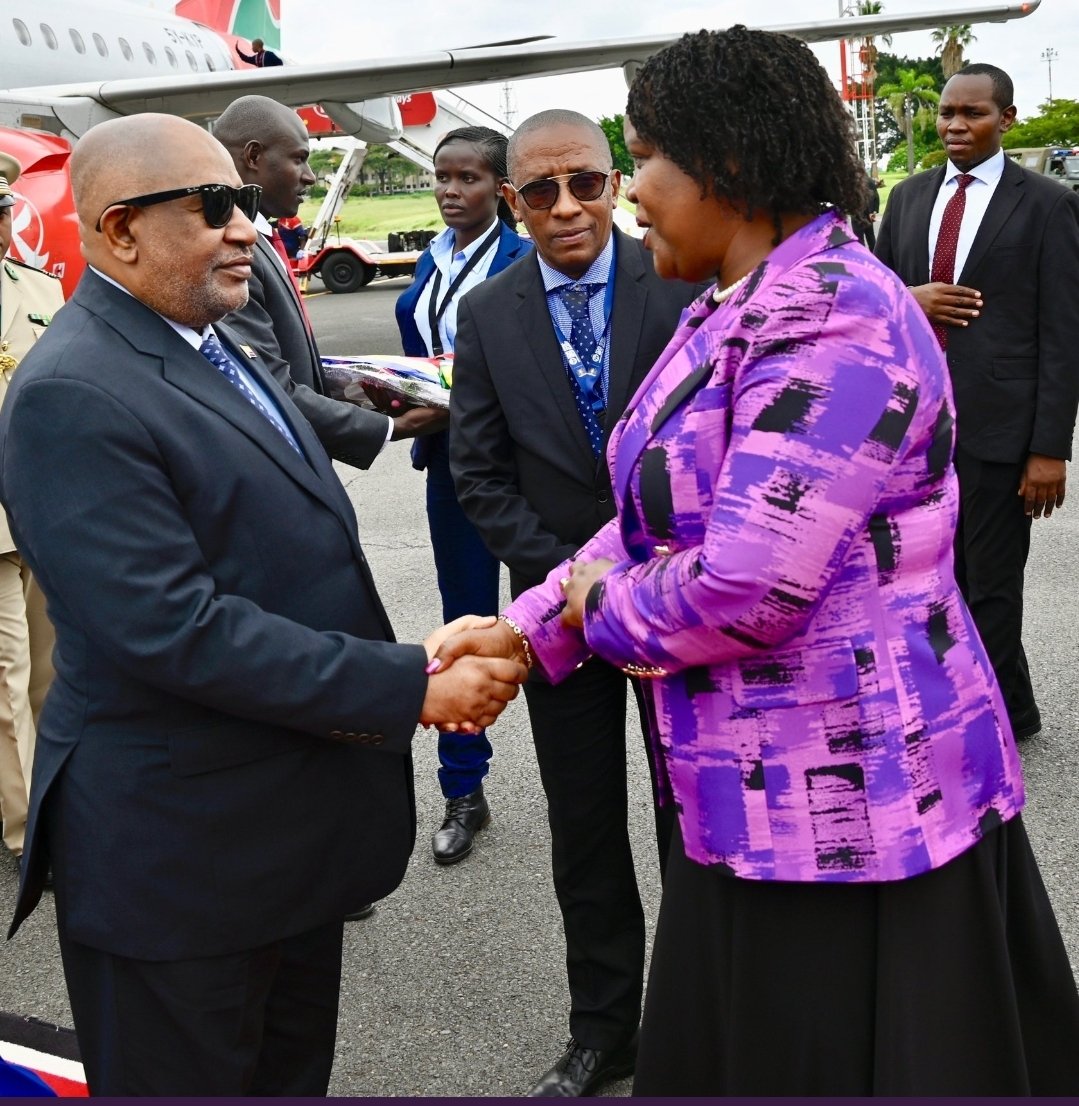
[
  {"xmin": 215, "ymin": 95, "xmax": 443, "ymax": 471},
  {"xmin": 0, "ymin": 112, "xmax": 524, "ymax": 1096},
  {"xmin": 450, "ymin": 109, "xmax": 696, "ymax": 1097},
  {"xmin": 876, "ymin": 63, "xmax": 1079, "ymax": 742},
  {"xmin": 235, "ymin": 37, "xmax": 283, "ymax": 66}
]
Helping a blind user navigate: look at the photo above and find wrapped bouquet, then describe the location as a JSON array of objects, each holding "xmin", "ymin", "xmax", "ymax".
[{"xmin": 321, "ymin": 355, "xmax": 453, "ymax": 410}]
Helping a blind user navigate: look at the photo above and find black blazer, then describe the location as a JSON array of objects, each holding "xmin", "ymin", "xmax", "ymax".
[
  {"xmin": 224, "ymin": 235, "xmax": 390, "ymax": 469},
  {"xmin": 0, "ymin": 271, "xmax": 426, "ymax": 959},
  {"xmin": 875, "ymin": 157, "xmax": 1079, "ymax": 463},
  {"xmin": 449, "ymin": 228, "xmax": 698, "ymax": 597}
]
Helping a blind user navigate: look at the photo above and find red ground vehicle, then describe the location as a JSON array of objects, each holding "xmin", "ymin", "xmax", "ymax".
[{"xmin": 293, "ymin": 233, "xmax": 420, "ymax": 293}]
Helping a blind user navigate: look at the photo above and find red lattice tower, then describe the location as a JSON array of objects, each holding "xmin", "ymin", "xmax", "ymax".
[{"xmin": 840, "ymin": 37, "xmax": 878, "ymax": 169}]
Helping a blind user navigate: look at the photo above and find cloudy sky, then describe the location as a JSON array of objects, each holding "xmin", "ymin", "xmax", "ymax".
[{"xmin": 282, "ymin": 0, "xmax": 1074, "ymax": 128}]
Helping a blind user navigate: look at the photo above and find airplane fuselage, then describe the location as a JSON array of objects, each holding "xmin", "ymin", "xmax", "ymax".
[{"xmin": 2, "ymin": 0, "xmax": 237, "ymax": 90}]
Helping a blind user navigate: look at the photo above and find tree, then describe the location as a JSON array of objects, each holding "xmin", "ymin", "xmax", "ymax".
[
  {"xmin": 359, "ymin": 145, "xmax": 408, "ymax": 193},
  {"xmin": 932, "ymin": 24, "xmax": 977, "ymax": 79},
  {"xmin": 308, "ymin": 148, "xmax": 342, "ymax": 181},
  {"xmin": 1002, "ymin": 99, "xmax": 1079, "ymax": 148},
  {"xmin": 877, "ymin": 67, "xmax": 940, "ymax": 174},
  {"xmin": 598, "ymin": 114, "xmax": 632, "ymax": 177}
]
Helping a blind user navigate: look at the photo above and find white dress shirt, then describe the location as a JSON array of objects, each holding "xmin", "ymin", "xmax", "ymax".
[
  {"xmin": 413, "ymin": 219, "xmax": 500, "ymax": 355},
  {"xmin": 928, "ymin": 148, "xmax": 1006, "ymax": 282}
]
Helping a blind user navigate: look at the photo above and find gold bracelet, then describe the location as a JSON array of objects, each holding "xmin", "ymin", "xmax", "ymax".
[{"xmin": 497, "ymin": 614, "xmax": 535, "ymax": 669}]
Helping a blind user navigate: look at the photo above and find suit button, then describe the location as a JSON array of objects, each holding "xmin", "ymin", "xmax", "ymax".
[
  {"xmin": 597, "ymin": 492, "xmax": 610, "ymax": 504},
  {"xmin": 371, "ymin": 735, "xmax": 384, "ymax": 745},
  {"xmin": 329, "ymin": 730, "xmax": 344, "ymax": 740}
]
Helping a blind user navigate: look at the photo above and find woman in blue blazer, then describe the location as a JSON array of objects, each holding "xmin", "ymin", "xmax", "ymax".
[{"xmin": 395, "ymin": 126, "xmax": 531, "ymax": 864}]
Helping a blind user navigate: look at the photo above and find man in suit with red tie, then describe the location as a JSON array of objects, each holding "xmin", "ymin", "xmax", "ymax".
[
  {"xmin": 876, "ymin": 63, "xmax": 1079, "ymax": 742},
  {"xmin": 215, "ymin": 96, "xmax": 443, "ymax": 475}
]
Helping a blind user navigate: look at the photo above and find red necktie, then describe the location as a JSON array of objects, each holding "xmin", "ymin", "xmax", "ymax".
[
  {"xmin": 930, "ymin": 173, "xmax": 975, "ymax": 349},
  {"xmin": 270, "ymin": 228, "xmax": 313, "ymax": 334}
]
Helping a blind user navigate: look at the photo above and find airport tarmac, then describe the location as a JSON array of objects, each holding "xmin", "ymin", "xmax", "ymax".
[{"xmin": 1, "ymin": 275, "xmax": 1076, "ymax": 1096}]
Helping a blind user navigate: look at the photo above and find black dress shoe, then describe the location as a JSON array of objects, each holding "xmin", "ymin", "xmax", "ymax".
[
  {"xmin": 1011, "ymin": 706, "xmax": 1042, "ymax": 741},
  {"xmin": 526, "ymin": 1032, "xmax": 638, "ymax": 1097},
  {"xmin": 345, "ymin": 902, "xmax": 376, "ymax": 921},
  {"xmin": 432, "ymin": 786, "xmax": 489, "ymax": 864}
]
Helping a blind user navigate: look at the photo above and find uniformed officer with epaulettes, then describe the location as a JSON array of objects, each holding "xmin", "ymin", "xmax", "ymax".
[{"xmin": 0, "ymin": 150, "xmax": 64, "ymax": 872}]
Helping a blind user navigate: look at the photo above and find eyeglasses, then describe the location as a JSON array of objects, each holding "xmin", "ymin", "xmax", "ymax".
[
  {"xmin": 94, "ymin": 183, "xmax": 263, "ymax": 232},
  {"xmin": 512, "ymin": 171, "xmax": 609, "ymax": 211}
]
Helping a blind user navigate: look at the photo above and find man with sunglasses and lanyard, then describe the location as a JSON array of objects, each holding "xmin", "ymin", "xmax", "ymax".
[
  {"xmin": 0, "ymin": 113, "xmax": 526, "ymax": 1096},
  {"xmin": 450, "ymin": 109, "xmax": 697, "ymax": 1097}
]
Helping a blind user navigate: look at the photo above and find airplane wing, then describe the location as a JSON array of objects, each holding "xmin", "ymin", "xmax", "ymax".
[{"xmin": 1, "ymin": 1, "xmax": 1041, "ymax": 139}]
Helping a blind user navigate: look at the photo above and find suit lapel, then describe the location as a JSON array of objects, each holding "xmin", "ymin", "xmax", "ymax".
[
  {"xmin": 604, "ymin": 230, "xmax": 646, "ymax": 442},
  {"xmin": 513, "ymin": 256, "xmax": 596, "ymax": 469},
  {"xmin": 489, "ymin": 226, "xmax": 530, "ymax": 276},
  {"xmin": 222, "ymin": 323, "xmax": 366, "ymax": 544},
  {"xmin": 255, "ymin": 235, "xmax": 321, "ymax": 377},
  {"xmin": 908, "ymin": 166, "xmax": 945, "ymax": 284},
  {"xmin": 957, "ymin": 159, "xmax": 1024, "ymax": 284},
  {"xmin": 76, "ymin": 274, "xmax": 357, "ymax": 539}
]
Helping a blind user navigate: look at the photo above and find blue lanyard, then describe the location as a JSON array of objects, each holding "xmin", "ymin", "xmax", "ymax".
[{"xmin": 551, "ymin": 273, "xmax": 615, "ymax": 413}]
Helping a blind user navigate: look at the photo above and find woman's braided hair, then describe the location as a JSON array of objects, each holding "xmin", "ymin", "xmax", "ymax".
[
  {"xmin": 626, "ymin": 26, "xmax": 870, "ymax": 243},
  {"xmin": 433, "ymin": 125, "xmax": 516, "ymax": 227}
]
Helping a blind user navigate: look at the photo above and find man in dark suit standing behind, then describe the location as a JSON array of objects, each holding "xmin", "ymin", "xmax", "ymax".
[
  {"xmin": 0, "ymin": 113, "xmax": 524, "ymax": 1096},
  {"xmin": 215, "ymin": 95, "xmax": 443, "ymax": 473},
  {"xmin": 450, "ymin": 109, "xmax": 696, "ymax": 1097},
  {"xmin": 876, "ymin": 63, "xmax": 1079, "ymax": 741}
]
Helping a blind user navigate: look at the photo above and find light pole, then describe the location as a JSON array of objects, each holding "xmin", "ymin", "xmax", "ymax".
[{"xmin": 1042, "ymin": 46, "xmax": 1058, "ymax": 106}]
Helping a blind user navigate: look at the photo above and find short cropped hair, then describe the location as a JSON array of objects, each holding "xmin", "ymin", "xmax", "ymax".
[
  {"xmin": 952, "ymin": 63, "xmax": 1014, "ymax": 110},
  {"xmin": 507, "ymin": 110, "xmax": 611, "ymax": 181}
]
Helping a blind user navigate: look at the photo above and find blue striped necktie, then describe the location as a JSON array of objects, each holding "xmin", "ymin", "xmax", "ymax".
[
  {"xmin": 557, "ymin": 283, "xmax": 605, "ymax": 458},
  {"xmin": 198, "ymin": 332, "xmax": 301, "ymax": 455}
]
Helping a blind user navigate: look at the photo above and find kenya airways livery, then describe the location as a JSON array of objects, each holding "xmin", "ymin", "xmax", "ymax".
[{"xmin": 0, "ymin": 0, "xmax": 1043, "ymax": 294}]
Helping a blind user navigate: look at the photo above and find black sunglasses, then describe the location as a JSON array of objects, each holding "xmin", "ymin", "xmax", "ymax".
[
  {"xmin": 513, "ymin": 171, "xmax": 609, "ymax": 211},
  {"xmin": 94, "ymin": 183, "xmax": 263, "ymax": 232}
]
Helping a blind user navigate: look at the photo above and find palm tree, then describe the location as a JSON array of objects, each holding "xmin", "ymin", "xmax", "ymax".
[
  {"xmin": 932, "ymin": 24, "xmax": 977, "ymax": 79},
  {"xmin": 877, "ymin": 67, "xmax": 941, "ymax": 174}
]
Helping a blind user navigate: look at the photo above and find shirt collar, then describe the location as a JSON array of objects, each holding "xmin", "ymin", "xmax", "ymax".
[
  {"xmin": 90, "ymin": 264, "xmax": 209, "ymax": 350},
  {"xmin": 538, "ymin": 231, "xmax": 616, "ymax": 293},
  {"xmin": 255, "ymin": 211, "xmax": 274, "ymax": 238},
  {"xmin": 430, "ymin": 218, "xmax": 501, "ymax": 265},
  {"xmin": 945, "ymin": 148, "xmax": 1005, "ymax": 187}
]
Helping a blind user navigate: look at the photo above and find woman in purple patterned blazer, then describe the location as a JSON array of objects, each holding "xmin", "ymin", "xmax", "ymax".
[{"xmin": 435, "ymin": 26, "xmax": 1079, "ymax": 1096}]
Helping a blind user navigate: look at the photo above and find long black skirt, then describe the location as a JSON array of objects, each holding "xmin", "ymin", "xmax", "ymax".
[{"xmin": 633, "ymin": 816, "xmax": 1079, "ymax": 1096}]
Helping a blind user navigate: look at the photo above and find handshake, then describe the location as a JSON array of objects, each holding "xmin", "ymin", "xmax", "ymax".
[{"xmin": 417, "ymin": 615, "xmax": 532, "ymax": 733}]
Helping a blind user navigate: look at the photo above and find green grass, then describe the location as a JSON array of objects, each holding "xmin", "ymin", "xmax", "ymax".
[
  {"xmin": 300, "ymin": 185, "xmax": 901, "ymax": 243},
  {"xmin": 299, "ymin": 193, "xmax": 442, "ymax": 240},
  {"xmin": 300, "ymin": 191, "xmax": 638, "ymax": 242}
]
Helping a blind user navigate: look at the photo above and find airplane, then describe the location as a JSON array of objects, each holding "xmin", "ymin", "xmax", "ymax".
[{"xmin": 0, "ymin": 0, "xmax": 1043, "ymax": 294}]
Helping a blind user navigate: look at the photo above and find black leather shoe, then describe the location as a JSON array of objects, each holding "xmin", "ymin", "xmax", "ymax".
[
  {"xmin": 526, "ymin": 1032, "xmax": 638, "ymax": 1097},
  {"xmin": 1011, "ymin": 706, "xmax": 1042, "ymax": 741},
  {"xmin": 345, "ymin": 902, "xmax": 376, "ymax": 921},
  {"xmin": 432, "ymin": 786, "xmax": 489, "ymax": 864}
]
